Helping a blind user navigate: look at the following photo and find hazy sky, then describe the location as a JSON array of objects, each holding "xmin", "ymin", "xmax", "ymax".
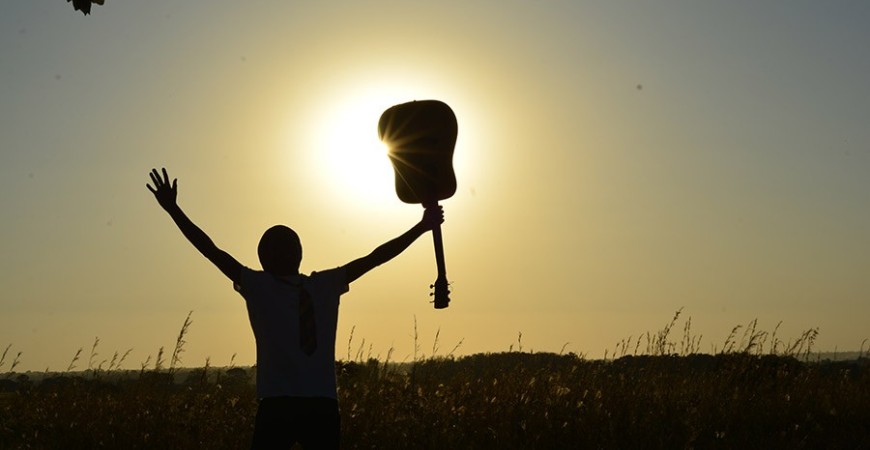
[{"xmin": 2, "ymin": 1, "xmax": 869, "ymax": 371}]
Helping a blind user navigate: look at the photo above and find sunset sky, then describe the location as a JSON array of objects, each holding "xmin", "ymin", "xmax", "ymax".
[{"xmin": 2, "ymin": 1, "xmax": 869, "ymax": 372}]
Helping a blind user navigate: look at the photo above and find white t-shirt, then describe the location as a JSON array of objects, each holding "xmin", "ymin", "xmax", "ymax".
[{"xmin": 234, "ymin": 266, "xmax": 349, "ymax": 399}]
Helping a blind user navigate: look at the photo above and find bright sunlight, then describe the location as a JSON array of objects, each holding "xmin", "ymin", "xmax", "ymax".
[
  {"xmin": 306, "ymin": 90, "xmax": 404, "ymax": 210},
  {"xmin": 297, "ymin": 74, "xmax": 475, "ymax": 214}
]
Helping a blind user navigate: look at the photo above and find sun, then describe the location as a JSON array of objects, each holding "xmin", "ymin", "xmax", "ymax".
[{"xmin": 305, "ymin": 87, "xmax": 419, "ymax": 212}]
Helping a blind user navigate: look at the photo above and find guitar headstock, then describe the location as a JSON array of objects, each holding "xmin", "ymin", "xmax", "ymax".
[{"xmin": 430, "ymin": 278, "xmax": 450, "ymax": 309}]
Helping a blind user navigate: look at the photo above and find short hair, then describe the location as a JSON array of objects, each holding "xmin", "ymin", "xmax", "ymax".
[{"xmin": 258, "ymin": 225, "xmax": 302, "ymax": 274}]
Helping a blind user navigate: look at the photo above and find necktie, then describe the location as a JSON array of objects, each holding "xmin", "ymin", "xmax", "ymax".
[{"xmin": 299, "ymin": 287, "xmax": 317, "ymax": 356}]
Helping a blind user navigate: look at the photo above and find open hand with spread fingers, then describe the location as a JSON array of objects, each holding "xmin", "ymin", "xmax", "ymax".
[{"xmin": 147, "ymin": 168, "xmax": 178, "ymax": 211}]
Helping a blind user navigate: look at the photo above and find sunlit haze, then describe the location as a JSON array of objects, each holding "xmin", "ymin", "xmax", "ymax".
[{"xmin": 2, "ymin": 1, "xmax": 869, "ymax": 372}]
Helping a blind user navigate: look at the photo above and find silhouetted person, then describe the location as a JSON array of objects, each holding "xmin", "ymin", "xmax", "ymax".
[{"xmin": 147, "ymin": 168, "xmax": 443, "ymax": 449}]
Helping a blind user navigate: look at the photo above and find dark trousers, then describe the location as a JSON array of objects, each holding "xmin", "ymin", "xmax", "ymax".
[{"xmin": 251, "ymin": 396, "xmax": 341, "ymax": 450}]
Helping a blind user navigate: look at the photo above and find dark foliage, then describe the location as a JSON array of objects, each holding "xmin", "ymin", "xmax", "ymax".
[{"xmin": 2, "ymin": 354, "xmax": 868, "ymax": 449}]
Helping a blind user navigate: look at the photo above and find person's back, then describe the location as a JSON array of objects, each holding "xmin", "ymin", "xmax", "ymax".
[{"xmin": 237, "ymin": 268, "xmax": 345, "ymax": 399}]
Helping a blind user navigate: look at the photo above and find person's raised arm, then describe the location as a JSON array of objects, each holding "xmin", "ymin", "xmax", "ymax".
[
  {"xmin": 342, "ymin": 206, "xmax": 444, "ymax": 284},
  {"xmin": 147, "ymin": 168, "xmax": 243, "ymax": 285}
]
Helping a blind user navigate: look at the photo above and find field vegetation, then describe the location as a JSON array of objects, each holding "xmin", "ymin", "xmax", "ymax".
[{"xmin": 1, "ymin": 311, "xmax": 868, "ymax": 449}]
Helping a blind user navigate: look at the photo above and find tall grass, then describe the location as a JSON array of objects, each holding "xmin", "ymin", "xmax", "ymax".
[
  {"xmin": 0, "ymin": 344, "xmax": 21, "ymax": 376},
  {"xmin": 1, "ymin": 311, "xmax": 868, "ymax": 449}
]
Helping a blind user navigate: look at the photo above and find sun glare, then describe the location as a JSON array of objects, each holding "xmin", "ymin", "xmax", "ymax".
[
  {"xmin": 296, "ymin": 75, "xmax": 478, "ymax": 215},
  {"xmin": 306, "ymin": 88, "xmax": 416, "ymax": 211}
]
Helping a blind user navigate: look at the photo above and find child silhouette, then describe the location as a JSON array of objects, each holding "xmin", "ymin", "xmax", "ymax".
[{"xmin": 147, "ymin": 167, "xmax": 443, "ymax": 449}]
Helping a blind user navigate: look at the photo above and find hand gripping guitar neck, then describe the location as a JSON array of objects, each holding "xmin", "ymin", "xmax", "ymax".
[{"xmin": 378, "ymin": 100, "xmax": 457, "ymax": 309}]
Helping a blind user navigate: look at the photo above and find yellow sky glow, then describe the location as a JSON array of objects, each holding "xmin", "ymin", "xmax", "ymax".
[{"xmin": 1, "ymin": 1, "xmax": 869, "ymax": 371}]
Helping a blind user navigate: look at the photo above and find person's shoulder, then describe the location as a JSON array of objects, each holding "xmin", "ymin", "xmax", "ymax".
[
  {"xmin": 234, "ymin": 266, "xmax": 268, "ymax": 293},
  {"xmin": 311, "ymin": 267, "xmax": 344, "ymax": 278},
  {"xmin": 309, "ymin": 267, "xmax": 348, "ymax": 289},
  {"xmin": 241, "ymin": 266, "xmax": 267, "ymax": 279}
]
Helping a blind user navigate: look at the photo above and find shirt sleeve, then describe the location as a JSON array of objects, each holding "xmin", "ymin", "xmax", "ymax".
[
  {"xmin": 233, "ymin": 266, "xmax": 255, "ymax": 296},
  {"xmin": 311, "ymin": 267, "xmax": 350, "ymax": 299},
  {"xmin": 334, "ymin": 267, "xmax": 350, "ymax": 296}
]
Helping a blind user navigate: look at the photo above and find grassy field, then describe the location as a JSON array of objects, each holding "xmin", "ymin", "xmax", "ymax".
[{"xmin": 1, "ymin": 313, "xmax": 869, "ymax": 449}]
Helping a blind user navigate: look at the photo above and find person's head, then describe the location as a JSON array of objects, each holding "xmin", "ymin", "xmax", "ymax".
[{"xmin": 258, "ymin": 225, "xmax": 302, "ymax": 275}]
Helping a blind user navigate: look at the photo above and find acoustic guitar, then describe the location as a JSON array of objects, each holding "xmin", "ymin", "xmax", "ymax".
[{"xmin": 378, "ymin": 100, "xmax": 457, "ymax": 309}]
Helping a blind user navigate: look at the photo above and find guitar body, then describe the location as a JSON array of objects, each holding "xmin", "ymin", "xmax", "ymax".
[
  {"xmin": 378, "ymin": 100, "xmax": 457, "ymax": 308},
  {"xmin": 378, "ymin": 100, "xmax": 457, "ymax": 205}
]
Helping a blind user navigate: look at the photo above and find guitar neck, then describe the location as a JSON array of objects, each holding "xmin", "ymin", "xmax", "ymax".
[
  {"xmin": 432, "ymin": 221, "xmax": 447, "ymax": 280},
  {"xmin": 425, "ymin": 201, "xmax": 448, "ymax": 280},
  {"xmin": 425, "ymin": 201, "xmax": 450, "ymax": 309}
]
